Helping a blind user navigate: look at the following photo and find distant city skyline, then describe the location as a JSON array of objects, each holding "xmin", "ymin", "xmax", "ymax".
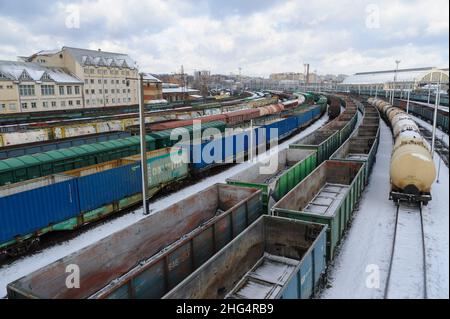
[{"xmin": 0, "ymin": 0, "xmax": 448, "ymax": 77}]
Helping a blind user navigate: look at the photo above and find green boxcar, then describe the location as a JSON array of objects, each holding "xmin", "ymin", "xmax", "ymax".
[
  {"xmin": 272, "ymin": 160, "xmax": 365, "ymax": 260},
  {"xmin": 226, "ymin": 149, "xmax": 317, "ymax": 211},
  {"xmin": 331, "ymin": 107, "xmax": 380, "ymax": 185},
  {"xmin": 289, "ymin": 129, "xmax": 340, "ymax": 165},
  {"xmin": 0, "ymin": 135, "xmax": 156, "ymax": 186}
]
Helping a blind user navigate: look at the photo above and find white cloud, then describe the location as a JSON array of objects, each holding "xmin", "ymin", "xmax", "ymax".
[{"xmin": 0, "ymin": 0, "xmax": 448, "ymax": 76}]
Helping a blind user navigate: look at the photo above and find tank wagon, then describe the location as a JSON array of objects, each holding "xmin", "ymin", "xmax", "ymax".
[
  {"xmin": 7, "ymin": 184, "xmax": 263, "ymax": 298},
  {"xmin": 368, "ymin": 98, "xmax": 436, "ymax": 204},
  {"xmin": 163, "ymin": 216, "xmax": 327, "ymax": 299},
  {"xmin": 393, "ymin": 99, "xmax": 449, "ymax": 133}
]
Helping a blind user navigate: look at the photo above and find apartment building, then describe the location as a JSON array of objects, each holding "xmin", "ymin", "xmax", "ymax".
[
  {"xmin": 24, "ymin": 46, "xmax": 139, "ymax": 108},
  {"xmin": 0, "ymin": 60, "xmax": 83, "ymax": 114}
]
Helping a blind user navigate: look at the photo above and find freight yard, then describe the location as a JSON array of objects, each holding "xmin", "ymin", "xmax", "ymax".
[{"xmin": 0, "ymin": 0, "xmax": 448, "ymax": 305}]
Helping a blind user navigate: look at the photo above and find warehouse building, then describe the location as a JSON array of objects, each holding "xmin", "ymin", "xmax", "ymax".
[
  {"xmin": 341, "ymin": 67, "xmax": 449, "ymax": 94},
  {"xmin": 0, "ymin": 60, "xmax": 83, "ymax": 114},
  {"xmin": 23, "ymin": 47, "xmax": 139, "ymax": 109}
]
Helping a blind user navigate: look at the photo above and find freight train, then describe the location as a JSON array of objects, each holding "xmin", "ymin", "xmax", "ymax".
[
  {"xmin": 0, "ymin": 96, "xmax": 279, "ymax": 147},
  {"xmin": 392, "ymin": 99, "xmax": 449, "ymax": 133},
  {"xmin": 0, "ymin": 94, "xmax": 328, "ymax": 254},
  {"xmin": 7, "ymin": 94, "xmax": 378, "ymax": 300},
  {"xmin": 0, "ymin": 99, "xmax": 305, "ymax": 187},
  {"xmin": 368, "ymin": 98, "xmax": 436, "ymax": 204}
]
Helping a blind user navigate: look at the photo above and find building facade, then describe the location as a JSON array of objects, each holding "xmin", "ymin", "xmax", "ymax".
[
  {"xmin": 25, "ymin": 47, "xmax": 139, "ymax": 108},
  {"xmin": 0, "ymin": 60, "xmax": 83, "ymax": 114},
  {"xmin": 142, "ymin": 73, "xmax": 163, "ymax": 103}
]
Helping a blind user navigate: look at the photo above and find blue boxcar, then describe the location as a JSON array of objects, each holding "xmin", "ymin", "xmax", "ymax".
[{"xmin": 0, "ymin": 175, "xmax": 80, "ymax": 244}]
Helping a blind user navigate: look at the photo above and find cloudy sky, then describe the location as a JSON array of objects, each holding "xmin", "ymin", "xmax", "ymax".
[{"xmin": 0, "ymin": 0, "xmax": 448, "ymax": 76}]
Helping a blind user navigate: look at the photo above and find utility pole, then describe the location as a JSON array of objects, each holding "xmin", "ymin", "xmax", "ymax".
[
  {"xmin": 138, "ymin": 72, "xmax": 150, "ymax": 215},
  {"xmin": 392, "ymin": 60, "xmax": 400, "ymax": 105},
  {"xmin": 431, "ymin": 72, "xmax": 443, "ymax": 157},
  {"xmin": 406, "ymin": 84, "xmax": 411, "ymax": 114}
]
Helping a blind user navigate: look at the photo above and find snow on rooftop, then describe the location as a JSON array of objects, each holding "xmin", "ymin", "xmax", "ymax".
[{"xmin": 0, "ymin": 60, "xmax": 82, "ymax": 84}]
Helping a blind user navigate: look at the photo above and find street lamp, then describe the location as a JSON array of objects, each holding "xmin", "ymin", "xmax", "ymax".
[{"xmin": 127, "ymin": 72, "xmax": 150, "ymax": 215}]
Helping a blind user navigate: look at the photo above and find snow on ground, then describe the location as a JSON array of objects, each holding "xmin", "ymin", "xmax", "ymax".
[
  {"xmin": 321, "ymin": 121, "xmax": 396, "ymax": 299},
  {"xmin": 410, "ymin": 114, "xmax": 449, "ymax": 147},
  {"xmin": 321, "ymin": 120, "xmax": 449, "ymax": 299},
  {"xmin": 0, "ymin": 113, "xmax": 330, "ymax": 298},
  {"xmin": 421, "ymin": 141, "xmax": 449, "ymax": 299},
  {"xmin": 387, "ymin": 207, "xmax": 425, "ymax": 299}
]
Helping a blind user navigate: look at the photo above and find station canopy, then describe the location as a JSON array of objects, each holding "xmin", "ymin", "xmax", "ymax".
[{"xmin": 342, "ymin": 67, "xmax": 449, "ymax": 85}]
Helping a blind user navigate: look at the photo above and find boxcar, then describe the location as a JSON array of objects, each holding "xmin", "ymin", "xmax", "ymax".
[
  {"xmin": 163, "ymin": 216, "xmax": 327, "ymax": 299},
  {"xmin": 0, "ymin": 131, "xmax": 131, "ymax": 160},
  {"xmin": 289, "ymin": 129, "xmax": 340, "ymax": 165},
  {"xmin": 272, "ymin": 160, "xmax": 365, "ymax": 260},
  {"xmin": 7, "ymin": 184, "xmax": 263, "ymax": 299},
  {"xmin": 226, "ymin": 148, "xmax": 317, "ymax": 211}
]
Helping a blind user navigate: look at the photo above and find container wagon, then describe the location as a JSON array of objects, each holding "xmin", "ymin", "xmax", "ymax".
[
  {"xmin": 226, "ymin": 148, "xmax": 317, "ymax": 211},
  {"xmin": 163, "ymin": 216, "xmax": 327, "ymax": 299},
  {"xmin": 0, "ymin": 147, "xmax": 189, "ymax": 254},
  {"xmin": 7, "ymin": 184, "xmax": 263, "ymax": 299},
  {"xmin": 272, "ymin": 160, "xmax": 365, "ymax": 260},
  {"xmin": 0, "ymin": 131, "xmax": 131, "ymax": 160}
]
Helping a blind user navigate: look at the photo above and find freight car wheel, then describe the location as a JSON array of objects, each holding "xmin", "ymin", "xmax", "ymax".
[{"xmin": 5, "ymin": 238, "xmax": 40, "ymax": 258}]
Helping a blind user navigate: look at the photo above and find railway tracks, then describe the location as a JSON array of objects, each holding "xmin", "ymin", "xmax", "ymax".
[
  {"xmin": 418, "ymin": 125, "xmax": 449, "ymax": 167},
  {"xmin": 384, "ymin": 203, "xmax": 428, "ymax": 299}
]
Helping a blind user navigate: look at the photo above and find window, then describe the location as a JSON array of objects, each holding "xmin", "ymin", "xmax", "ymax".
[
  {"xmin": 106, "ymin": 99, "xmax": 109, "ymax": 103},
  {"xmin": 42, "ymin": 102, "xmax": 49, "ymax": 108},
  {"xmin": 91, "ymin": 89, "xmax": 95, "ymax": 94},
  {"xmin": 75, "ymin": 86, "xmax": 80, "ymax": 94},
  {"xmin": 84, "ymin": 68, "xmax": 89, "ymax": 74},
  {"xmin": 61, "ymin": 101, "xmax": 66, "ymax": 107},
  {"xmin": 98, "ymin": 79, "xmax": 102, "ymax": 84},
  {"xmin": 68, "ymin": 100, "xmax": 73, "ymax": 106},
  {"xmin": 123, "ymin": 89, "xmax": 126, "ymax": 93},
  {"xmin": 59, "ymin": 86, "xmax": 65, "ymax": 95},
  {"xmin": 1, "ymin": 103, "xmax": 6, "ymax": 110},
  {"xmin": 90, "ymin": 69, "xmax": 94, "ymax": 74},
  {"xmin": 111, "ymin": 89, "xmax": 115, "ymax": 94},
  {"xmin": 128, "ymin": 89, "xmax": 130, "ymax": 93},
  {"xmin": 0, "ymin": 85, "xmax": 3, "ymax": 89},
  {"xmin": 21, "ymin": 102, "xmax": 28, "ymax": 109},
  {"xmin": 84, "ymin": 79, "xmax": 88, "ymax": 84},
  {"xmin": 104, "ymin": 79, "xmax": 107, "ymax": 84},
  {"xmin": 76, "ymin": 100, "xmax": 81, "ymax": 105},
  {"xmin": 19, "ymin": 85, "xmax": 35, "ymax": 96},
  {"xmin": 128, "ymin": 97, "xmax": 131, "ymax": 102},
  {"xmin": 99, "ymin": 89, "xmax": 102, "ymax": 94},
  {"xmin": 112, "ymin": 98, "xmax": 115, "ymax": 103},
  {"xmin": 117, "ymin": 98, "xmax": 121, "ymax": 103},
  {"xmin": 51, "ymin": 101, "xmax": 57, "ymax": 107},
  {"xmin": 90, "ymin": 79, "xmax": 94, "ymax": 84},
  {"xmin": 31, "ymin": 102, "xmax": 37, "ymax": 108},
  {"xmin": 67, "ymin": 86, "xmax": 72, "ymax": 95},
  {"xmin": 41, "ymin": 85, "xmax": 55, "ymax": 95},
  {"xmin": 9, "ymin": 103, "xmax": 16, "ymax": 110},
  {"xmin": 85, "ymin": 89, "xmax": 89, "ymax": 94},
  {"xmin": 105, "ymin": 89, "xmax": 108, "ymax": 94},
  {"xmin": 7, "ymin": 85, "xmax": 13, "ymax": 89},
  {"xmin": 116, "ymin": 80, "xmax": 119, "ymax": 84},
  {"xmin": 122, "ymin": 80, "xmax": 126, "ymax": 84}
]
